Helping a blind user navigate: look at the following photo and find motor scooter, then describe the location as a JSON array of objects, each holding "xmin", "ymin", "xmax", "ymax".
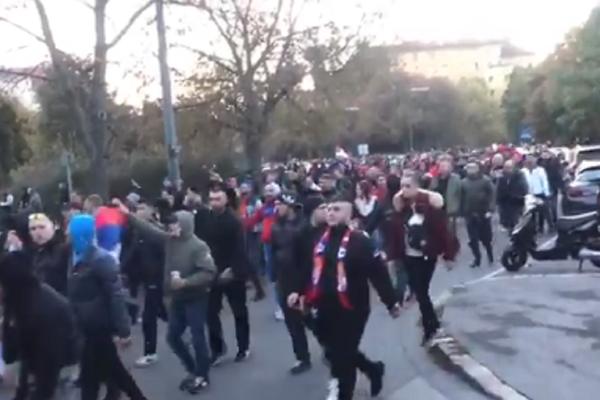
[{"xmin": 501, "ymin": 195, "xmax": 600, "ymax": 272}]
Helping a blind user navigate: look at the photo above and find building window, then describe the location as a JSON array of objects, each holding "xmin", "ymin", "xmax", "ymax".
[
  {"xmin": 490, "ymin": 90, "xmax": 495, "ymax": 97},
  {"xmin": 488, "ymin": 76, "xmax": 494, "ymax": 83},
  {"xmin": 475, "ymin": 62, "xmax": 479, "ymax": 70}
]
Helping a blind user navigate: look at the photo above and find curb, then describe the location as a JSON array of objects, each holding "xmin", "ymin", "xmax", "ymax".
[{"xmin": 429, "ymin": 334, "xmax": 530, "ymax": 400}]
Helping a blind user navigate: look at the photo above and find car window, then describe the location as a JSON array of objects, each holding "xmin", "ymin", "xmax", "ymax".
[
  {"xmin": 577, "ymin": 149, "xmax": 600, "ymax": 163},
  {"xmin": 578, "ymin": 167, "xmax": 600, "ymax": 182}
]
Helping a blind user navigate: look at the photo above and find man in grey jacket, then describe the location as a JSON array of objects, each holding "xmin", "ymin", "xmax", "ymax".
[
  {"xmin": 461, "ymin": 162, "xmax": 495, "ymax": 268},
  {"xmin": 117, "ymin": 202, "xmax": 216, "ymax": 394},
  {"xmin": 430, "ymin": 156, "xmax": 462, "ymax": 234}
]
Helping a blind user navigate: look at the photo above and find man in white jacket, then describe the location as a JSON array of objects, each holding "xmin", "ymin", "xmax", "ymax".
[{"xmin": 522, "ymin": 155, "xmax": 553, "ymax": 232}]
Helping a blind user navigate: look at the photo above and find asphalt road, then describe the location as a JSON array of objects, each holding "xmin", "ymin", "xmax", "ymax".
[{"xmin": 3, "ymin": 220, "xmax": 584, "ymax": 400}]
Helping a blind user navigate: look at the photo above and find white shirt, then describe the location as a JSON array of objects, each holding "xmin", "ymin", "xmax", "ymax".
[
  {"xmin": 522, "ymin": 167, "xmax": 550, "ymax": 197},
  {"xmin": 0, "ymin": 194, "xmax": 13, "ymax": 207}
]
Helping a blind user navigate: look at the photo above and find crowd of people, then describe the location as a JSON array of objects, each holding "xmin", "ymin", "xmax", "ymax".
[{"xmin": 0, "ymin": 143, "xmax": 568, "ymax": 400}]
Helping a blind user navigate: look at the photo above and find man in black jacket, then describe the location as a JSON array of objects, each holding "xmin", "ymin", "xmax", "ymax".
[
  {"xmin": 288, "ymin": 198, "xmax": 400, "ymax": 400},
  {"xmin": 497, "ymin": 160, "xmax": 528, "ymax": 231},
  {"xmin": 203, "ymin": 185, "xmax": 250, "ymax": 365},
  {"xmin": 272, "ymin": 192, "xmax": 311, "ymax": 374},
  {"xmin": 68, "ymin": 214, "xmax": 147, "ymax": 400},
  {"xmin": 28, "ymin": 213, "xmax": 70, "ymax": 295},
  {"xmin": 129, "ymin": 200, "xmax": 167, "ymax": 368},
  {"xmin": 0, "ymin": 251, "xmax": 78, "ymax": 400}
]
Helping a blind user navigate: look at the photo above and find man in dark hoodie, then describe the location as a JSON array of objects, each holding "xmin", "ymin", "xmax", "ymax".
[
  {"xmin": 0, "ymin": 251, "xmax": 78, "ymax": 400},
  {"xmin": 460, "ymin": 162, "xmax": 495, "ymax": 268},
  {"xmin": 271, "ymin": 191, "xmax": 311, "ymax": 374},
  {"xmin": 68, "ymin": 214, "xmax": 146, "ymax": 400},
  {"xmin": 117, "ymin": 200, "xmax": 216, "ymax": 393}
]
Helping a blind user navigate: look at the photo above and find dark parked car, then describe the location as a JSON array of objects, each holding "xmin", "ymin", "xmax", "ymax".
[{"xmin": 562, "ymin": 160, "xmax": 600, "ymax": 215}]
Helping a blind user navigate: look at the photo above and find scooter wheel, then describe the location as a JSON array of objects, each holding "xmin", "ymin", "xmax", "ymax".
[{"xmin": 501, "ymin": 246, "xmax": 527, "ymax": 272}]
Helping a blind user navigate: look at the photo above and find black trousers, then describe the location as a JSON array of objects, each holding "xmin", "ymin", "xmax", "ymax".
[
  {"xmin": 315, "ymin": 306, "xmax": 376, "ymax": 400},
  {"xmin": 279, "ymin": 289, "xmax": 310, "ymax": 363},
  {"xmin": 80, "ymin": 335, "xmax": 146, "ymax": 400},
  {"xmin": 466, "ymin": 214, "xmax": 493, "ymax": 264},
  {"xmin": 207, "ymin": 280, "xmax": 250, "ymax": 354},
  {"xmin": 405, "ymin": 256, "xmax": 439, "ymax": 336},
  {"xmin": 142, "ymin": 284, "xmax": 166, "ymax": 356},
  {"xmin": 14, "ymin": 360, "xmax": 61, "ymax": 400},
  {"xmin": 499, "ymin": 204, "xmax": 522, "ymax": 231}
]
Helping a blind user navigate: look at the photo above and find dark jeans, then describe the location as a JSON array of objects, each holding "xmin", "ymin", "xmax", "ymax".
[
  {"xmin": 389, "ymin": 259, "xmax": 409, "ymax": 305},
  {"xmin": 208, "ymin": 280, "xmax": 250, "ymax": 355},
  {"xmin": 80, "ymin": 334, "xmax": 146, "ymax": 400},
  {"xmin": 142, "ymin": 284, "xmax": 166, "ymax": 356},
  {"xmin": 499, "ymin": 204, "xmax": 523, "ymax": 231},
  {"xmin": 246, "ymin": 232, "xmax": 265, "ymax": 296},
  {"xmin": 279, "ymin": 288, "xmax": 310, "ymax": 362},
  {"xmin": 167, "ymin": 297, "xmax": 210, "ymax": 379},
  {"xmin": 315, "ymin": 306, "xmax": 376, "ymax": 400},
  {"xmin": 534, "ymin": 195, "xmax": 555, "ymax": 232},
  {"xmin": 466, "ymin": 214, "xmax": 494, "ymax": 264},
  {"xmin": 405, "ymin": 256, "xmax": 439, "ymax": 336},
  {"xmin": 15, "ymin": 360, "xmax": 60, "ymax": 400}
]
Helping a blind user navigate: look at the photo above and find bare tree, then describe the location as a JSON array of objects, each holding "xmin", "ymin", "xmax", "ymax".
[
  {"xmin": 170, "ymin": 0, "xmax": 360, "ymax": 173},
  {"xmin": 1, "ymin": 0, "xmax": 154, "ymax": 196}
]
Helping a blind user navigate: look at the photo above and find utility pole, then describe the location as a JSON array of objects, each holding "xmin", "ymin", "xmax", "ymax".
[{"xmin": 155, "ymin": 0, "xmax": 181, "ymax": 189}]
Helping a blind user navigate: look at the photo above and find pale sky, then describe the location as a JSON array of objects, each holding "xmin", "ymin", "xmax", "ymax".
[{"xmin": 1, "ymin": 0, "xmax": 599, "ymax": 104}]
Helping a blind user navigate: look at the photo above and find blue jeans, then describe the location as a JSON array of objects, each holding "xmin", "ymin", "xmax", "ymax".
[
  {"xmin": 390, "ymin": 259, "xmax": 409, "ymax": 304},
  {"xmin": 167, "ymin": 297, "xmax": 210, "ymax": 380},
  {"xmin": 263, "ymin": 243, "xmax": 275, "ymax": 282}
]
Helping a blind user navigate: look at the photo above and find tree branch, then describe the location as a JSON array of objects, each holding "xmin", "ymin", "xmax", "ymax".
[
  {"xmin": 0, "ymin": 16, "xmax": 46, "ymax": 44},
  {"xmin": 107, "ymin": 0, "xmax": 154, "ymax": 49},
  {"xmin": 249, "ymin": 0, "xmax": 284, "ymax": 73},
  {"xmin": 173, "ymin": 43, "xmax": 236, "ymax": 73},
  {"xmin": 0, "ymin": 67, "xmax": 49, "ymax": 82}
]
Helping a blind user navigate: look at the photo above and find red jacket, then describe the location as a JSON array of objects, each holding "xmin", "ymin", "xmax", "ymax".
[
  {"xmin": 244, "ymin": 200, "xmax": 277, "ymax": 244},
  {"xmin": 383, "ymin": 191, "xmax": 458, "ymax": 261}
]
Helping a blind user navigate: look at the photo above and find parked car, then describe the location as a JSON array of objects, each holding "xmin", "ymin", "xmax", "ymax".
[
  {"xmin": 562, "ymin": 160, "xmax": 600, "ymax": 215},
  {"xmin": 569, "ymin": 145, "xmax": 600, "ymax": 170}
]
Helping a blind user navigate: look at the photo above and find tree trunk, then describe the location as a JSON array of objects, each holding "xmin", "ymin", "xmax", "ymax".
[{"xmin": 88, "ymin": 0, "xmax": 109, "ymax": 198}]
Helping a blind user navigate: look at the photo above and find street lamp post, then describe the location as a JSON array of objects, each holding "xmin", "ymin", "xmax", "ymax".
[{"xmin": 156, "ymin": 0, "xmax": 181, "ymax": 189}]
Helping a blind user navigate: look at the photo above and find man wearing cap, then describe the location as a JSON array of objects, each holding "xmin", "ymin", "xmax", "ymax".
[
  {"xmin": 288, "ymin": 197, "xmax": 400, "ymax": 400},
  {"xmin": 271, "ymin": 191, "xmax": 311, "ymax": 374}
]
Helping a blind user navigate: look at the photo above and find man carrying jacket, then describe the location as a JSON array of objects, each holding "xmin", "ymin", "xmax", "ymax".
[{"xmin": 117, "ymin": 201, "xmax": 216, "ymax": 394}]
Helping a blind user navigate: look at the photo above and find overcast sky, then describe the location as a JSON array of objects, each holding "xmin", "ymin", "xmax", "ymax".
[{"xmin": 1, "ymin": 0, "xmax": 599, "ymax": 103}]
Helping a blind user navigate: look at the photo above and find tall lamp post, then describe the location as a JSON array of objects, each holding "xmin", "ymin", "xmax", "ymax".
[{"xmin": 156, "ymin": 0, "xmax": 181, "ymax": 189}]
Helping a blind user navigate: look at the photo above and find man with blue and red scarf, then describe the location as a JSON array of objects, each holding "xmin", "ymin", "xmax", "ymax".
[{"xmin": 288, "ymin": 197, "xmax": 400, "ymax": 400}]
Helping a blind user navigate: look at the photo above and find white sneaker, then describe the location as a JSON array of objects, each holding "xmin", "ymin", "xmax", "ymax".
[
  {"xmin": 326, "ymin": 378, "xmax": 339, "ymax": 400},
  {"xmin": 135, "ymin": 354, "xmax": 159, "ymax": 368},
  {"xmin": 274, "ymin": 309, "xmax": 285, "ymax": 321}
]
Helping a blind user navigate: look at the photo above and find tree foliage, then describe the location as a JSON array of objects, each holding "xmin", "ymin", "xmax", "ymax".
[
  {"xmin": 503, "ymin": 7, "xmax": 600, "ymax": 144},
  {"xmin": 0, "ymin": 95, "xmax": 32, "ymax": 184}
]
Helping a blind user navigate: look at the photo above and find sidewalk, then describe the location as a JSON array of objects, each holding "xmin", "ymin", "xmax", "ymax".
[{"xmin": 436, "ymin": 274, "xmax": 600, "ymax": 400}]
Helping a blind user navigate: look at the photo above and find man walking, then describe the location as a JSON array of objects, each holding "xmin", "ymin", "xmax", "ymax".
[
  {"xmin": 522, "ymin": 155, "xmax": 553, "ymax": 232},
  {"xmin": 203, "ymin": 184, "xmax": 251, "ymax": 365},
  {"xmin": 497, "ymin": 160, "xmax": 528, "ymax": 231},
  {"xmin": 430, "ymin": 156, "xmax": 461, "ymax": 235},
  {"xmin": 461, "ymin": 162, "xmax": 495, "ymax": 268},
  {"xmin": 118, "ymin": 202, "xmax": 216, "ymax": 394},
  {"xmin": 288, "ymin": 197, "xmax": 400, "ymax": 400}
]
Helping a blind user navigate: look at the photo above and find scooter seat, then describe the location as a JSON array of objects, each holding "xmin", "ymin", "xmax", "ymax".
[{"xmin": 557, "ymin": 211, "xmax": 598, "ymax": 231}]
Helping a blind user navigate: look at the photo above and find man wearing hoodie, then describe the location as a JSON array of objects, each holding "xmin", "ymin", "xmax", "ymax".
[
  {"xmin": 68, "ymin": 214, "xmax": 147, "ymax": 400},
  {"xmin": 117, "ymin": 202, "xmax": 217, "ymax": 394}
]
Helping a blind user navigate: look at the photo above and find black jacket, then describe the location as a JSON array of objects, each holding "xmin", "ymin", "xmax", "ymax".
[
  {"xmin": 199, "ymin": 208, "xmax": 246, "ymax": 280},
  {"xmin": 300, "ymin": 227, "xmax": 398, "ymax": 313},
  {"xmin": 300, "ymin": 225, "xmax": 397, "ymax": 313},
  {"xmin": 0, "ymin": 251, "xmax": 79, "ymax": 369},
  {"xmin": 123, "ymin": 220, "xmax": 165, "ymax": 287},
  {"xmin": 30, "ymin": 236, "xmax": 70, "ymax": 296},
  {"xmin": 68, "ymin": 247, "xmax": 130, "ymax": 338},
  {"xmin": 497, "ymin": 171, "xmax": 528, "ymax": 208},
  {"xmin": 271, "ymin": 214, "xmax": 305, "ymax": 295}
]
